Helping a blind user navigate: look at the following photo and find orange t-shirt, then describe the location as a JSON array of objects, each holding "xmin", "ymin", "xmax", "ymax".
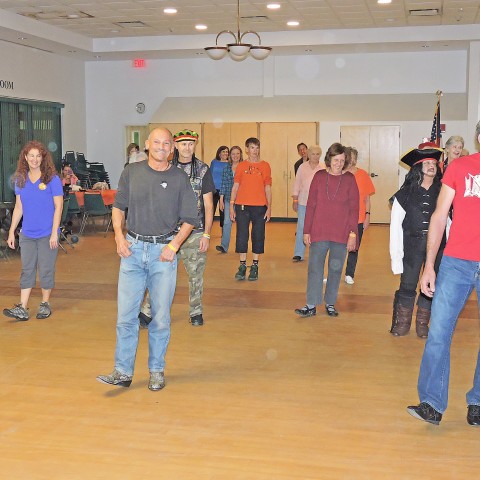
[
  {"xmin": 354, "ymin": 168, "xmax": 375, "ymax": 223},
  {"xmin": 234, "ymin": 160, "xmax": 272, "ymax": 206}
]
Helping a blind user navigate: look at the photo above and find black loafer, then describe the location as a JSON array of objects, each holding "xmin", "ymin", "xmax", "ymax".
[
  {"xmin": 407, "ymin": 402, "xmax": 442, "ymax": 425},
  {"xmin": 325, "ymin": 304, "xmax": 339, "ymax": 317},
  {"xmin": 467, "ymin": 405, "xmax": 480, "ymax": 426},
  {"xmin": 215, "ymin": 245, "xmax": 227, "ymax": 253},
  {"xmin": 292, "ymin": 256, "xmax": 302, "ymax": 262}
]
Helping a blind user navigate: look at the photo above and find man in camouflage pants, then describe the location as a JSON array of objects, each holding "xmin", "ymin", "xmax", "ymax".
[{"xmin": 138, "ymin": 129, "xmax": 214, "ymax": 328}]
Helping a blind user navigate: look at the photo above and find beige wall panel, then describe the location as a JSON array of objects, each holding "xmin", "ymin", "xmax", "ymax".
[
  {"xmin": 203, "ymin": 123, "xmax": 231, "ymax": 164},
  {"xmin": 230, "ymin": 123, "xmax": 259, "ymax": 153},
  {"xmin": 259, "ymin": 123, "xmax": 289, "ymax": 218},
  {"xmin": 285, "ymin": 123, "xmax": 318, "ymax": 217}
]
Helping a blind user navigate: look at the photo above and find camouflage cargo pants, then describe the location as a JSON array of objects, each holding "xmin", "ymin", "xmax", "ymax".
[
  {"xmin": 178, "ymin": 231, "xmax": 207, "ymax": 317},
  {"xmin": 141, "ymin": 232, "xmax": 207, "ymax": 319}
]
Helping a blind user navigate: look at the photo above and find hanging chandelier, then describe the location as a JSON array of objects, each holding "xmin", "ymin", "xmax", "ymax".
[{"xmin": 204, "ymin": 0, "xmax": 272, "ymax": 61}]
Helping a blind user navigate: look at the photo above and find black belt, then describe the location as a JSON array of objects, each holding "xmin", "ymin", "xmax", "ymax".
[
  {"xmin": 127, "ymin": 230, "xmax": 175, "ymax": 244},
  {"xmin": 406, "ymin": 231, "xmax": 428, "ymax": 238}
]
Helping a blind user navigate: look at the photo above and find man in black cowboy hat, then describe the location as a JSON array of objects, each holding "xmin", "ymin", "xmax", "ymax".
[{"xmin": 389, "ymin": 145, "xmax": 444, "ymax": 338}]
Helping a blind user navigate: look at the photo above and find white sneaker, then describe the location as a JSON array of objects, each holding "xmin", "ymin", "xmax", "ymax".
[
  {"xmin": 345, "ymin": 275, "xmax": 355, "ymax": 285},
  {"xmin": 323, "ymin": 278, "xmax": 327, "ymax": 283}
]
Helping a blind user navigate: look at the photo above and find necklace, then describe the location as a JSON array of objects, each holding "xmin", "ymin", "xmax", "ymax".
[{"xmin": 326, "ymin": 170, "xmax": 343, "ymax": 201}]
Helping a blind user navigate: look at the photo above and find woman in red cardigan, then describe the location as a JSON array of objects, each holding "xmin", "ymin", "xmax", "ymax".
[{"xmin": 295, "ymin": 143, "xmax": 359, "ymax": 317}]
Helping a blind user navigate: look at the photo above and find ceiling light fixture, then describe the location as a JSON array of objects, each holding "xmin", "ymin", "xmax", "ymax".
[
  {"xmin": 164, "ymin": 8, "xmax": 177, "ymax": 14},
  {"xmin": 204, "ymin": 0, "xmax": 272, "ymax": 61},
  {"xmin": 287, "ymin": 20, "xmax": 299, "ymax": 26}
]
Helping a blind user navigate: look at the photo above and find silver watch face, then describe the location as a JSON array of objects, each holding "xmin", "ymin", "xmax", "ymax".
[{"xmin": 136, "ymin": 102, "xmax": 146, "ymax": 114}]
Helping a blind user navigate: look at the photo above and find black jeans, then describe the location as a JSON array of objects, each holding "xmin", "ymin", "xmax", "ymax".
[
  {"xmin": 235, "ymin": 205, "xmax": 267, "ymax": 254},
  {"xmin": 345, "ymin": 223, "xmax": 364, "ymax": 278},
  {"xmin": 395, "ymin": 233, "xmax": 443, "ymax": 310}
]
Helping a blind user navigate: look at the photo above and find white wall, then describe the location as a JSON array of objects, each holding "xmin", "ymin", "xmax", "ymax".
[
  {"xmin": 85, "ymin": 49, "xmax": 469, "ymax": 188},
  {"xmin": 0, "ymin": 41, "xmax": 87, "ymax": 154}
]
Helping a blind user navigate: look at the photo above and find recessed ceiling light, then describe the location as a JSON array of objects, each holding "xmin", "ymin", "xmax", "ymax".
[
  {"xmin": 267, "ymin": 3, "xmax": 281, "ymax": 9},
  {"xmin": 377, "ymin": 0, "xmax": 392, "ymax": 4},
  {"xmin": 18, "ymin": 36, "xmax": 27, "ymax": 40},
  {"xmin": 421, "ymin": 44, "xmax": 430, "ymax": 48},
  {"xmin": 67, "ymin": 14, "xmax": 80, "ymax": 19},
  {"xmin": 195, "ymin": 24, "xmax": 207, "ymax": 30},
  {"xmin": 287, "ymin": 21, "xmax": 299, "ymax": 27},
  {"xmin": 164, "ymin": 8, "xmax": 177, "ymax": 14}
]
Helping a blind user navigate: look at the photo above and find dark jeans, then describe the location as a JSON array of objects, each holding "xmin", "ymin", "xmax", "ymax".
[
  {"xmin": 395, "ymin": 233, "xmax": 443, "ymax": 310},
  {"xmin": 345, "ymin": 223, "xmax": 364, "ymax": 278},
  {"xmin": 213, "ymin": 190, "xmax": 224, "ymax": 228},
  {"xmin": 235, "ymin": 205, "xmax": 267, "ymax": 254}
]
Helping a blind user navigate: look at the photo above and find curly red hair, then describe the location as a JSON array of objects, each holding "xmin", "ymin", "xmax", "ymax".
[{"xmin": 12, "ymin": 141, "xmax": 58, "ymax": 188}]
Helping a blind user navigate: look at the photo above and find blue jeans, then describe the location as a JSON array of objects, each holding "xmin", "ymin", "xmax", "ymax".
[
  {"xmin": 293, "ymin": 205, "xmax": 306, "ymax": 259},
  {"xmin": 220, "ymin": 206, "xmax": 232, "ymax": 252},
  {"xmin": 417, "ymin": 255, "xmax": 480, "ymax": 413},
  {"xmin": 115, "ymin": 235, "xmax": 177, "ymax": 376}
]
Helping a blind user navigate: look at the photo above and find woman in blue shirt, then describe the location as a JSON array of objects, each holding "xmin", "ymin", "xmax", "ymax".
[
  {"xmin": 210, "ymin": 146, "xmax": 229, "ymax": 229},
  {"xmin": 3, "ymin": 141, "xmax": 63, "ymax": 321}
]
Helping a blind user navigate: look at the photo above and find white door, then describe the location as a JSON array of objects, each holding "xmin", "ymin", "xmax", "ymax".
[{"xmin": 340, "ymin": 125, "xmax": 400, "ymax": 223}]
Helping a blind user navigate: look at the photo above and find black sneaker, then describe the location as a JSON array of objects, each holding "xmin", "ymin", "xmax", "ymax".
[
  {"xmin": 407, "ymin": 402, "xmax": 442, "ymax": 425},
  {"xmin": 325, "ymin": 304, "xmax": 339, "ymax": 317},
  {"xmin": 248, "ymin": 264, "xmax": 258, "ymax": 281},
  {"xmin": 139, "ymin": 312, "xmax": 152, "ymax": 329},
  {"xmin": 294, "ymin": 305, "xmax": 317, "ymax": 317},
  {"xmin": 190, "ymin": 314, "xmax": 204, "ymax": 326},
  {"xmin": 235, "ymin": 264, "xmax": 247, "ymax": 280},
  {"xmin": 215, "ymin": 245, "xmax": 227, "ymax": 253},
  {"xmin": 467, "ymin": 405, "xmax": 480, "ymax": 426},
  {"xmin": 292, "ymin": 256, "xmax": 302, "ymax": 262}
]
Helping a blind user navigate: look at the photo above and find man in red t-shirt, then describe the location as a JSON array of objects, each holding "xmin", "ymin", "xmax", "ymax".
[{"xmin": 407, "ymin": 121, "xmax": 480, "ymax": 427}]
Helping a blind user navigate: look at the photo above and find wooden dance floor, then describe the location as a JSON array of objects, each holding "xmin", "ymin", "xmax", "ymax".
[{"xmin": 0, "ymin": 223, "xmax": 479, "ymax": 479}]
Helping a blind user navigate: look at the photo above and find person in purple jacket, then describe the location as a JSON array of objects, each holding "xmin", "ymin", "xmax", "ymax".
[
  {"xmin": 3, "ymin": 141, "xmax": 63, "ymax": 321},
  {"xmin": 295, "ymin": 143, "xmax": 359, "ymax": 318}
]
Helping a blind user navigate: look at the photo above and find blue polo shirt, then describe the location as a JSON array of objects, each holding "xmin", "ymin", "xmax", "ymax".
[{"xmin": 15, "ymin": 175, "xmax": 63, "ymax": 238}]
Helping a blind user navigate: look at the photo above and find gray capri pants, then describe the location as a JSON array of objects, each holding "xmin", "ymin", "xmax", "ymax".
[{"xmin": 19, "ymin": 233, "xmax": 58, "ymax": 290}]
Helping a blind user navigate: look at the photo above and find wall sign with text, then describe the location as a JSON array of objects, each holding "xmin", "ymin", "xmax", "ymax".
[{"xmin": 0, "ymin": 79, "xmax": 14, "ymax": 90}]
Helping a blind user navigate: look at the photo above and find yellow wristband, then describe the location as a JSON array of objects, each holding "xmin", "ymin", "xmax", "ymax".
[
  {"xmin": 202, "ymin": 233, "xmax": 211, "ymax": 239},
  {"xmin": 167, "ymin": 243, "xmax": 178, "ymax": 252}
]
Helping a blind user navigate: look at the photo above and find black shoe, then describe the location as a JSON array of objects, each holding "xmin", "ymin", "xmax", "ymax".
[
  {"xmin": 139, "ymin": 312, "xmax": 152, "ymax": 329},
  {"xmin": 190, "ymin": 314, "xmax": 204, "ymax": 326},
  {"xmin": 294, "ymin": 305, "xmax": 316, "ymax": 317},
  {"xmin": 235, "ymin": 264, "xmax": 247, "ymax": 280},
  {"xmin": 215, "ymin": 245, "xmax": 227, "ymax": 253},
  {"xmin": 407, "ymin": 402, "xmax": 442, "ymax": 425},
  {"xmin": 248, "ymin": 264, "xmax": 259, "ymax": 281},
  {"xmin": 325, "ymin": 304, "xmax": 339, "ymax": 317},
  {"xmin": 467, "ymin": 405, "xmax": 480, "ymax": 426},
  {"xmin": 292, "ymin": 256, "xmax": 302, "ymax": 262}
]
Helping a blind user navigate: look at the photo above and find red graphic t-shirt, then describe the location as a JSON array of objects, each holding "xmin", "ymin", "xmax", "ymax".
[{"xmin": 443, "ymin": 153, "xmax": 480, "ymax": 261}]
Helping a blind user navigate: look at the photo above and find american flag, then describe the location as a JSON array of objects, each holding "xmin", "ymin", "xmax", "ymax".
[{"xmin": 430, "ymin": 99, "xmax": 441, "ymax": 147}]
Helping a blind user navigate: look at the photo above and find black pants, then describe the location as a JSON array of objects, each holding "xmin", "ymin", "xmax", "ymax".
[
  {"xmin": 213, "ymin": 190, "xmax": 224, "ymax": 228},
  {"xmin": 345, "ymin": 223, "xmax": 364, "ymax": 278},
  {"xmin": 235, "ymin": 205, "xmax": 267, "ymax": 254},
  {"xmin": 395, "ymin": 234, "xmax": 443, "ymax": 310}
]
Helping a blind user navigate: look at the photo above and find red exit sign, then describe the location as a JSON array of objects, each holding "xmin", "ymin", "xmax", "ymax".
[{"xmin": 132, "ymin": 58, "xmax": 146, "ymax": 68}]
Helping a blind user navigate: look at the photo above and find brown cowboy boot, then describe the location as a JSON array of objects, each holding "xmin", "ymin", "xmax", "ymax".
[
  {"xmin": 415, "ymin": 307, "xmax": 430, "ymax": 338},
  {"xmin": 390, "ymin": 301, "xmax": 413, "ymax": 336}
]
